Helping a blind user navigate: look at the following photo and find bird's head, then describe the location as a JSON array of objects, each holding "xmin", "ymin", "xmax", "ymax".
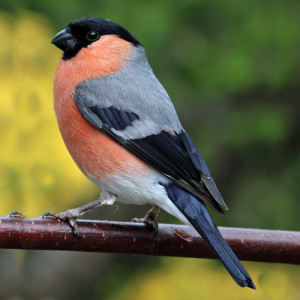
[{"xmin": 52, "ymin": 17, "xmax": 141, "ymax": 60}]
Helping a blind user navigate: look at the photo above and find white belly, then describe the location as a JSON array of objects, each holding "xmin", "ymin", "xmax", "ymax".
[{"xmin": 87, "ymin": 167, "xmax": 190, "ymax": 225}]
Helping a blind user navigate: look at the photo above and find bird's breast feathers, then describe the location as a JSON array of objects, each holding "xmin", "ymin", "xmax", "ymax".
[
  {"xmin": 53, "ymin": 36, "xmax": 154, "ymax": 195},
  {"xmin": 53, "ymin": 34, "xmax": 133, "ymax": 104}
]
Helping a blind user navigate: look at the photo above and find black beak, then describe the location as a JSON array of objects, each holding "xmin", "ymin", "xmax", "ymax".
[{"xmin": 52, "ymin": 28, "xmax": 77, "ymax": 51}]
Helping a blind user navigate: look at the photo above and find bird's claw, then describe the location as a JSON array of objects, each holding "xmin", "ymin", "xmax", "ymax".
[
  {"xmin": 132, "ymin": 217, "xmax": 159, "ymax": 235},
  {"xmin": 132, "ymin": 205, "xmax": 160, "ymax": 236},
  {"xmin": 42, "ymin": 211, "xmax": 58, "ymax": 219},
  {"xmin": 42, "ymin": 210, "xmax": 81, "ymax": 242},
  {"xmin": 10, "ymin": 210, "xmax": 25, "ymax": 218}
]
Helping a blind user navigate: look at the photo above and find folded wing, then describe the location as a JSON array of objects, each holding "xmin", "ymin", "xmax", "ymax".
[{"xmin": 75, "ymin": 75, "xmax": 227, "ymax": 213}]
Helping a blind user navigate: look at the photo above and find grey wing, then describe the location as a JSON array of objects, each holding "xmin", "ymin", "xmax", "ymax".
[{"xmin": 76, "ymin": 59, "xmax": 182, "ymax": 139}]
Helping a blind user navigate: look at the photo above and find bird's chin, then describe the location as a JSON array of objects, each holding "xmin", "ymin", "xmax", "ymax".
[
  {"xmin": 62, "ymin": 39, "xmax": 78, "ymax": 51},
  {"xmin": 53, "ymin": 38, "xmax": 78, "ymax": 52}
]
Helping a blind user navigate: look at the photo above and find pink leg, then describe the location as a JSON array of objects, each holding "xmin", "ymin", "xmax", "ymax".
[{"xmin": 43, "ymin": 189, "xmax": 117, "ymax": 240}]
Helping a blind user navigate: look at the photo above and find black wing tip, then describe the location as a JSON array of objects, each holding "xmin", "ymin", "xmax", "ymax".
[
  {"xmin": 218, "ymin": 206, "xmax": 226, "ymax": 216},
  {"xmin": 248, "ymin": 280, "xmax": 256, "ymax": 290},
  {"xmin": 201, "ymin": 174, "xmax": 229, "ymax": 211},
  {"xmin": 235, "ymin": 272, "xmax": 256, "ymax": 289},
  {"xmin": 240, "ymin": 278, "xmax": 256, "ymax": 290}
]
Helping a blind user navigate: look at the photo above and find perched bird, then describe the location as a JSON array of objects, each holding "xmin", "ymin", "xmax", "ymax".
[{"xmin": 49, "ymin": 17, "xmax": 255, "ymax": 289}]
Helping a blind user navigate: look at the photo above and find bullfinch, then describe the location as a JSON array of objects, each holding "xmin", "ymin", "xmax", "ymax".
[{"xmin": 49, "ymin": 17, "xmax": 255, "ymax": 289}]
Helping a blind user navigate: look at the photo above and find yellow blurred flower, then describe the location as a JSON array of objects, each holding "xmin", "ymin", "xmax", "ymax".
[{"xmin": 0, "ymin": 11, "xmax": 97, "ymax": 216}]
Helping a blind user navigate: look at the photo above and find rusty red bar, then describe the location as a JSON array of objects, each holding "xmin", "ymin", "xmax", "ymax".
[{"xmin": 0, "ymin": 216, "xmax": 299, "ymax": 264}]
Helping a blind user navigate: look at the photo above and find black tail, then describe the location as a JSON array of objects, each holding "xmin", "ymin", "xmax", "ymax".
[{"xmin": 163, "ymin": 183, "xmax": 256, "ymax": 289}]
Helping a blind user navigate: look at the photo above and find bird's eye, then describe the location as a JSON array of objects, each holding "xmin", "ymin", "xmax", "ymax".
[{"xmin": 87, "ymin": 31, "xmax": 100, "ymax": 41}]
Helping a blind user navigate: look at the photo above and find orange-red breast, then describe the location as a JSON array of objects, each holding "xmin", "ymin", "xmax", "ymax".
[{"xmin": 51, "ymin": 17, "xmax": 255, "ymax": 289}]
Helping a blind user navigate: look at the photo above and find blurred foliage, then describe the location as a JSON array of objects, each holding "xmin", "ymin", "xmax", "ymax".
[
  {"xmin": 108, "ymin": 259, "xmax": 300, "ymax": 300},
  {"xmin": 0, "ymin": 11, "xmax": 98, "ymax": 216},
  {"xmin": 0, "ymin": 1, "xmax": 299, "ymax": 299}
]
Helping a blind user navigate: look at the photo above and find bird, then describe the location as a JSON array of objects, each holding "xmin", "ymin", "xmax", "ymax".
[{"xmin": 48, "ymin": 17, "xmax": 255, "ymax": 289}]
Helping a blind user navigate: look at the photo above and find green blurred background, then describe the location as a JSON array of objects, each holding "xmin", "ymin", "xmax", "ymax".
[{"xmin": 0, "ymin": 0, "xmax": 299, "ymax": 299}]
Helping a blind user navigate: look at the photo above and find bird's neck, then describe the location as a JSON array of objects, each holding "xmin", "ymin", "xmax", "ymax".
[{"xmin": 53, "ymin": 35, "xmax": 133, "ymax": 103}]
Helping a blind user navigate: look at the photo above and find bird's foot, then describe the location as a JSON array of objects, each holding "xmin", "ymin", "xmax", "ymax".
[
  {"xmin": 132, "ymin": 205, "xmax": 160, "ymax": 235},
  {"xmin": 132, "ymin": 216, "xmax": 158, "ymax": 232},
  {"xmin": 10, "ymin": 210, "xmax": 25, "ymax": 218},
  {"xmin": 42, "ymin": 189, "xmax": 117, "ymax": 242},
  {"xmin": 42, "ymin": 209, "xmax": 81, "ymax": 242}
]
